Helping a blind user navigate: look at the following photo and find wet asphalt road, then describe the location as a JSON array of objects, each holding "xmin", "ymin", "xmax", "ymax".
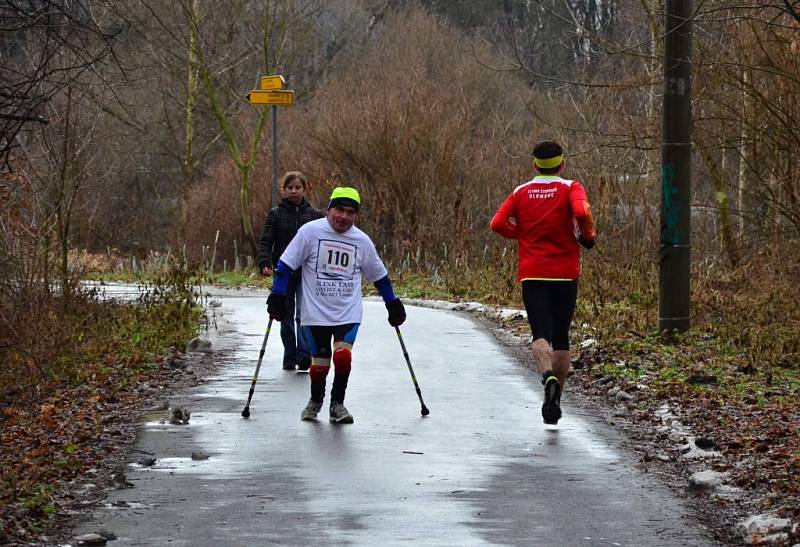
[{"xmin": 73, "ymin": 295, "xmax": 715, "ymax": 546}]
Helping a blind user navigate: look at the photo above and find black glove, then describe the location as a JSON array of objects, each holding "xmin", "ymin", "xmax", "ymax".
[
  {"xmin": 267, "ymin": 292, "xmax": 287, "ymax": 321},
  {"xmin": 386, "ymin": 298, "xmax": 406, "ymax": 327},
  {"xmin": 579, "ymin": 235, "xmax": 595, "ymax": 250}
]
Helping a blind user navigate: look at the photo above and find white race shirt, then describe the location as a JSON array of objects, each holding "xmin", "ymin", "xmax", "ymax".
[{"xmin": 279, "ymin": 218, "xmax": 388, "ymax": 326}]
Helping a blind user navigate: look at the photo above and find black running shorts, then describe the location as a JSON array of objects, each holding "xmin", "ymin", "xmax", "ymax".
[{"xmin": 521, "ymin": 279, "xmax": 578, "ymax": 351}]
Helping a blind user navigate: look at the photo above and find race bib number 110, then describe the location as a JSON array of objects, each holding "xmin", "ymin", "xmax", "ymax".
[{"xmin": 316, "ymin": 239, "xmax": 356, "ymax": 280}]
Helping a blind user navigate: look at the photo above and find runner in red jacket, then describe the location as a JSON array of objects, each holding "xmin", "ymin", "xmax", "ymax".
[{"xmin": 490, "ymin": 140, "xmax": 595, "ymax": 425}]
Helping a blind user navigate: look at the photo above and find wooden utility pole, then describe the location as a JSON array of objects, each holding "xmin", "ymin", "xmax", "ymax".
[{"xmin": 659, "ymin": 0, "xmax": 693, "ymax": 335}]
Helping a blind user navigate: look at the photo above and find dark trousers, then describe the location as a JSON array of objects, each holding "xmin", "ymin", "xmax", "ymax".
[{"xmin": 281, "ymin": 276, "xmax": 310, "ymax": 366}]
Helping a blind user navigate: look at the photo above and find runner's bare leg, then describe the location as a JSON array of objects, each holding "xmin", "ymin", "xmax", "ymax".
[
  {"xmin": 552, "ymin": 350, "xmax": 570, "ymax": 388},
  {"xmin": 531, "ymin": 338, "xmax": 553, "ymax": 374}
]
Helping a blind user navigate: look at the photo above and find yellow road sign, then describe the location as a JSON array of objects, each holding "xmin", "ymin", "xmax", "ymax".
[
  {"xmin": 246, "ymin": 90, "xmax": 294, "ymax": 106},
  {"xmin": 259, "ymin": 75, "xmax": 286, "ymax": 90}
]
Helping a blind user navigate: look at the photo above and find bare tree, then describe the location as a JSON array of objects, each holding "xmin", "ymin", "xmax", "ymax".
[
  {"xmin": 306, "ymin": 7, "xmax": 531, "ymax": 267},
  {"xmin": 0, "ymin": 0, "xmax": 121, "ymax": 172},
  {"xmin": 21, "ymin": 79, "xmax": 112, "ymax": 296}
]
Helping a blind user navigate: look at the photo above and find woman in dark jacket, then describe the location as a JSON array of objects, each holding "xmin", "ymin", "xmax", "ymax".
[{"xmin": 257, "ymin": 171, "xmax": 323, "ymax": 370}]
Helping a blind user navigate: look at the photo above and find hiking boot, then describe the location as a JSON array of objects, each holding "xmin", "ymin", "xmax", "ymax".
[
  {"xmin": 297, "ymin": 356, "xmax": 311, "ymax": 372},
  {"xmin": 300, "ymin": 399, "xmax": 323, "ymax": 421},
  {"xmin": 329, "ymin": 401, "xmax": 354, "ymax": 424},
  {"xmin": 541, "ymin": 372, "xmax": 562, "ymax": 425}
]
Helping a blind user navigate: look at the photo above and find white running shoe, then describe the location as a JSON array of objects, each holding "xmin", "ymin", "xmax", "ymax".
[
  {"xmin": 329, "ymin": 401, "xmax": 354, "ymax": 424},
  {"xmin": 300, "ymin": 399, "xmax": 323, "ymax": 421}
]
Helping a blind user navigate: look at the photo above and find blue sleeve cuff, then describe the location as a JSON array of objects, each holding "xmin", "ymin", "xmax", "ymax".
[
  {"xmin": 373, "ymin": 275, "xmax": 397, "ymax": 303},
  {"xmin": 272, "ymin": 260, "xmax": 295, "ymax": 295}
]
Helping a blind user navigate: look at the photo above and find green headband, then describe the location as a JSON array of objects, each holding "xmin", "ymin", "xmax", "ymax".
[{"xmin": 534, "ymin": 155, "xmax": 563, "ymax": 169}]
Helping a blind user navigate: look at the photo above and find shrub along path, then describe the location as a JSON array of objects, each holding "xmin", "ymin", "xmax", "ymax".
[{"xmin": 0, "ymin": 288, "xmax": 201, "ymax": 545}]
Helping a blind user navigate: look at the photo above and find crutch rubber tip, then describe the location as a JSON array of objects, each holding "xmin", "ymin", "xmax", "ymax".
[
  {"xmin": 241, "ymin": 408, "xmax": 250, "ymax": 418},
  {"xmin": 421, "ymin": 406, "xmax": 430, "ymax": 416}
]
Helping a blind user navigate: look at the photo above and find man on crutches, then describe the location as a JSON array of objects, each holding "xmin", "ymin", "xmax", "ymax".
[
  {"xmin": 490, "ymin": 140, "xmax": 596, "ymax": 425},
  {"xmin": 267, "ymin": 187, "xmax": 406, "ymax": 423}
]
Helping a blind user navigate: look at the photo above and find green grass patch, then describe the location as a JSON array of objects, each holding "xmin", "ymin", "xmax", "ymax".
[
  {"xmin": 389, "ymin": 271, "xmax": 459, "ymax": 301},
  {"xmin": 595, "ymin": 360, "xmax": 644, "ymax": 382},
  {"xmin": 202, "ymin": 270, "xmax": 271, "ymax": 288}
]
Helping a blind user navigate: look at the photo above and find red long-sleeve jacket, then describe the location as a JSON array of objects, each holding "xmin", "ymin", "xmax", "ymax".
[{"xmin": 490, "ymin": 175, "xmax": 595, "ymax": 281}]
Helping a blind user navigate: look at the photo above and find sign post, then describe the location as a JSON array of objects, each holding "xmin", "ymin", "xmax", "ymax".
[
  {"xmin": 272, "ymin": 104, "xmax": 277, "ymax": 208},
  {"xmin": 246, "ymin": 75, "xmax": 294, "ymax": 206}
]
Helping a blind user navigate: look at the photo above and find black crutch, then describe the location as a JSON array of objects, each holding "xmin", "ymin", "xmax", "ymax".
[
  {"xmin": 241, "ymin": 317, "xmax": 274, "ymax": 418},
  {"xmin": 394, "ymin": 326, "xmax": 430, "ymax": 416}
]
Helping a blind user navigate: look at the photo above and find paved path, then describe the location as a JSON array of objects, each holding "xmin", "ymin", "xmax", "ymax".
[{"xmin": 74, "ymin": 296, "xmax": 714, "ymax": 546}]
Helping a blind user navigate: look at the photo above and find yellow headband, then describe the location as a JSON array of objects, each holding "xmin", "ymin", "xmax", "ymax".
[{"xmin": 534, "ymin": 155, "xmax": 563, "ymax": 169}]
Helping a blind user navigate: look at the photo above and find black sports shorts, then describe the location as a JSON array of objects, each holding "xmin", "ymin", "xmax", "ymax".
[{"xmin": 521, "ymin": 279, "xmax": 578, "ymax": 351}]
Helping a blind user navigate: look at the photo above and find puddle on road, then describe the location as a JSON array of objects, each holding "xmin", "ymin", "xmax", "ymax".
[
  {"xmin": 143, "ymin": 413, "xmax": 216, "ymax": 429},
  {"xmin": 104, "ymin": 501, "xmax": 149, "ymax": 509},
  {"xmin": 143, "ymin": 420, "xmax": 192, "ymax": 430},
  {"xmin": 143, "ymin": 456, "xmax": 235, "ymax": 475}
]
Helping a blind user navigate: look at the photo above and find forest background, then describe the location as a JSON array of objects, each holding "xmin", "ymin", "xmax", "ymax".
[{"xmin": 1, "ymin": 0, "xmax": 799, "ymax": 544}]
